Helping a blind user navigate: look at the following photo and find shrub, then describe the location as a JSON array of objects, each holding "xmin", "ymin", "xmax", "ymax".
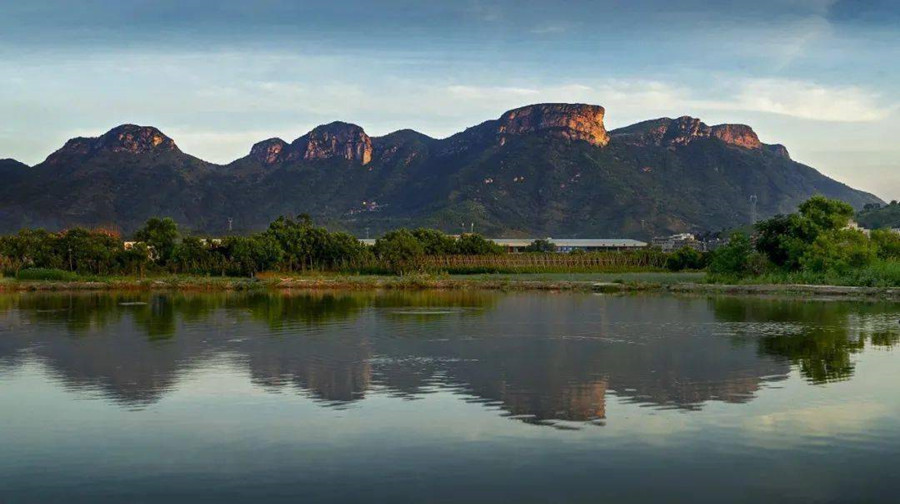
[
  {"xmin": 16, "ymin": 268, "xmax": 80, "ymax": 281},
  {"xmin": 665, "ymin": 246, "xmax": 706, "ymax": 271}
]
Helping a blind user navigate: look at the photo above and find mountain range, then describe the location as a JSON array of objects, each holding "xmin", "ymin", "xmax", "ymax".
[{"xmin": 0, "ymin": 103, "xmax": 882, "ymax": 238}]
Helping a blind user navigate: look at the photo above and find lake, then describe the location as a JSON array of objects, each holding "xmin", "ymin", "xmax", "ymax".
[{"xmin": 1, "ymin": 291, "xmax": 899, "ymax": 503}]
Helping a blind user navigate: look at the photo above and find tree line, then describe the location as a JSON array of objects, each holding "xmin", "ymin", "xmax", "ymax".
[
  {"xmin": 666, "ymin": 196, "xmax": 900, "ymax": 280},
  {"xmin": 0, "ymin": 215, "xmax": 510, "ymax": 277}
]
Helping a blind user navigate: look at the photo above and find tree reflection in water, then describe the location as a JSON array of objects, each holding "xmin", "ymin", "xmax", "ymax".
[
  {"xmin": 0, "ymin": 292, "xmax": 897, "ymax": 425},
  {"xmin": 712, "ymin": 297, "xmax": 900, "ymax": 384}
]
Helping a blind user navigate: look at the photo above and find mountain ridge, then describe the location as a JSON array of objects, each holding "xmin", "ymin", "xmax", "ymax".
[{"xmin": 0, "ymin": 103, "xmax": 882, "ymax": 237}]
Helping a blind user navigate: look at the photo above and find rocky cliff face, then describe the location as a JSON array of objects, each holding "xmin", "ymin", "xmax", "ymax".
[
  {"xmin": 249, "ymin": 138, "xmax": 289, "ymax": 165},
  {"xmin": 293, "ymin": 122, "xmax": 373, "ymax": 165},
  {"xmin": 610, "ymin": 116, "xmax": 789, "ymax": 158},
  {"xmin": 766, "ymin": 144, "xmax": 791, "ymax": 159},
  {"xmin": 246, "ymin": 123, "xmax": 374, "ymax": 166},
  {"xmin": 710, "ymin": 124, "xmax": 762, "ymax": 150},
  {"xmin": 44, "ymin": 124, "xmax": 179, "ymax": 165},
  {"xmin": 496, "ymin": 103, "xmax": 609, "ymax": 147}
]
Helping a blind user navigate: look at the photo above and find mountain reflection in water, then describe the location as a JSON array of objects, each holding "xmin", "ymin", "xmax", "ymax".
[{"xmin": 0, "ymin": 291, "xmax": 897, "ymax": 425}]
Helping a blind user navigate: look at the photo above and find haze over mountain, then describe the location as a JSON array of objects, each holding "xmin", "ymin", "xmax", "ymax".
[{"xmin": 0, "ymin": 103, "xmax": 881, "ymax": 238}]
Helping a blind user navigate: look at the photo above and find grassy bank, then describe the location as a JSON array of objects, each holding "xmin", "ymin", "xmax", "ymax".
[
  {"xmin": 0, "ymin": 271, "xmax": 703, "ymax": 293},
  {"xmin": 706, "ymin": 261, "xmax": 900, "ymax": 288},
  {"xmin": 3, "ymin": 272, "xmax": 900, "ymax": 299}
]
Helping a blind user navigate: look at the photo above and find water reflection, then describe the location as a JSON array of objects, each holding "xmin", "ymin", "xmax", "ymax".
[
  {"xmin": 0, "ymin": 291, "xmax": 897, "ymax": 425},
  {"xmin": 712, "ymin": 298, "xmax": 900, "ymax": 384}
]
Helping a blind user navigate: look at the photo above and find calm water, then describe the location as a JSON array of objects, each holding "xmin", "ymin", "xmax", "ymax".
[{"xmin": 1, "ymin": 291, "xmax": 899, "ymax": 503}]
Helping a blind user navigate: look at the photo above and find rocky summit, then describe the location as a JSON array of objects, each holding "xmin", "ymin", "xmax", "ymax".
[
  {"xmin": 0, "ymin": 103, "xmax": 881, "ymax": 236},
  {"xmin": 610, "ymin": 116, "xmax": 788, "ymax": 158},
  {"xmin": 497, "ymin": 103, "xmax": 609, "ymax": 147},
  {"xmin": 44, "ymin": 124, "xmax": 179, "ymax": 165},
  {"xmin": 247, "ymin": 122, "xmax": 373, "ymax": 166}
]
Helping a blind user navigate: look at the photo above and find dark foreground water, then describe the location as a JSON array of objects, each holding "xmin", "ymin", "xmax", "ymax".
[{"xmin": 1, "ymin": 291, "xmax": 899, "ymax": 503}]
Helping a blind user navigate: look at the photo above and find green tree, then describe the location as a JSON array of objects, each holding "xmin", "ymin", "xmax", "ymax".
[
  {"xmin": 253, "ymin": 234, "xmax": 284, "ymax": 273},
  {"xmin": 755, "ymin": 196, "xmax": 858, "ymax": 272},
  {"xmin": 0, "ymin": 228, "xmax": 62, "ymax": 272},
  {"xmin": 373, "ymin": 229, "xmax": 425, "ymax": 273},
  {"xmin": 57, "ymin": 228, "xmax": 122, "ymax": 274},
  {"xmin": 754, "ymin": 214, "xmax": 809, "ymax": 270},
  {"xmin": 523, "ymin": 239, "xmax": 557, "ymax": 253},
  {"xmin": 801, "ymin": 229, "xmax": 877, "ymax": 274},
  {"xmin": 222, "ymin": 235, "xmax": 283, "ymax": 277},
  {"xmin": 798, "ymin": 195, "xmax": 854, "ymax": 236},
  {"xmin": 323, "ymin": 231, "xmax": 369, "ymax": 269},
  {"xmin": 870, "ymin": 229, "xmax": 900, "ymax": 260},
  {"xmin": 133, "ymin": 217, "xmax": 179, "ymax": 265},
  {"xmin": 118, "ymin": 242, "xmax": 151, "ymax": 278},
  {"xmin": 455, "ymin": 234, "xmax": 503, "ymax": 255},
  {"xmin": 266, "ymin": 215, "xmax": 308, "ymax": 271},
  {"xmin": 709, "ymin": 232, "xmax": 755, "ymax": 276},
  {"xmin": 411, "ymin": 228, "xmax": 457, "ymax": 255},
  {"xmin": 172, "ymin": 236, "xmax": 213, "ymax": 273}
]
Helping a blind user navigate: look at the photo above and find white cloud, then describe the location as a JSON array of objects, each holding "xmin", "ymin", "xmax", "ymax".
[
  {"xmin": 426, "ymin": 78, "xmax": 891, "ymax": 126},
  {"xmin": 698, "ymin": 78, "xmax": 894, "ymax": 122},
  {"xmin": 0, "ymin": 46, "xmax": 894, "ymax": 170},
  {"xmin": 745, "ymin": 401, "xmax": 889, "ymax": 438}
]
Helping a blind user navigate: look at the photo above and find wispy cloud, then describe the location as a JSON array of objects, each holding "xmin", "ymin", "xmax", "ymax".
[
  {"xmin": 437, "ymin": 78, "xmax": 892, "ymax": 124},
  {"xmin": 702, "ymin": 78, "xmax": 893, "ymax": 122},
  {"xmin": 767, "ymin": 15, "xmax": 834, "ymax": 69}
]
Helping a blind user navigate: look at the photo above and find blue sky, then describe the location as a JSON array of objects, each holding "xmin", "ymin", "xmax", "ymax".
[{"xmin": 1, "ymin": 0, "xmax": 897, "ymax": 198}]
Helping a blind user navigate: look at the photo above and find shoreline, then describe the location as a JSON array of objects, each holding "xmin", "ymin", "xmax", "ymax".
[{"xmin": 2, "ymin": 274, "xmax": 900, "ymax": 298}]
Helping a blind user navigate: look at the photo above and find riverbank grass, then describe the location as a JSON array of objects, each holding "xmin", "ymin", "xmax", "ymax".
[
  {"xmin": 708, "ymin": 260, "xmax": 900, "ymax": 288},
  {"xmin": 0, "ymin": 271, "xmax": 705, "ymax": 292}
]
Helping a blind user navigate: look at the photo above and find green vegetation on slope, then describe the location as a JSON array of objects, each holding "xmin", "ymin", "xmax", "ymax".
[{"xmin": 857, "ymin": 201, "xmax": 900, "ymax": 230}]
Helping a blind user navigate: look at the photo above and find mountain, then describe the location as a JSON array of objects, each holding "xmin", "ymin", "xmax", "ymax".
[
  {"xmin": 0, "ymin": 104, "xmax": 882, "ymax": 237},
  {"xmin": 857, "ymin": 202, "xmax": 900, "ymax": 230},
  {"xmin": 0, "ymin": 158, "xmax": 28, "ymax": 179}
]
